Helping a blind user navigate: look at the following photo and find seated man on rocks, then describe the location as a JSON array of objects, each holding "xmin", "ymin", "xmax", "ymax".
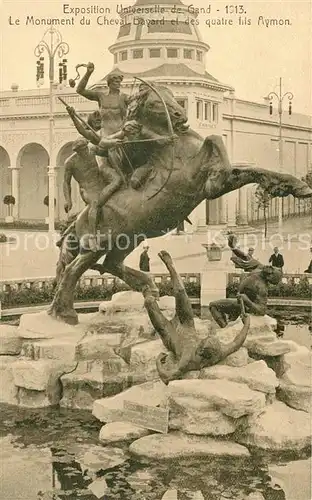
[{"xmin": 209, "ymin": 236, "xmax": 282, "ymax": 327}]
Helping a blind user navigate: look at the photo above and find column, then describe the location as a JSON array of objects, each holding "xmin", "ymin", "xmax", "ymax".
[
  {"xmin": 218, "ymin": 197, "xmax": 227, "ymax": 224},
  {"xmin": 194, "ymin": 200, "xmax": 207, "ymax": 231},
  {"xmin": 9, "ymin": 166, "xmax": 20, "ymax": 219},
  {"xmin": 47, "ymin": 166, "xmax": 56, "ymax": 231},
  {"xmin": 238, "ymin": 186, "xmax": 248, "ymax": 225},
  {"xmin": 226, "ymin": 191, "xmax": 237, "ymax": 227}
]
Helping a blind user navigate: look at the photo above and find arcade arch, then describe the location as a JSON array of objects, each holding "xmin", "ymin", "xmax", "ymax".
[
  {"xmin": 18, "ymin": 143, "xmax": 49, "ymax": 220},
  {"xmin": 0, "ymin": 147, "xmax": 11, "ymax": 220}
]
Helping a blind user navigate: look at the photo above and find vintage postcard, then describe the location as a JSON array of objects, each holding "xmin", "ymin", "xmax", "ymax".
[{"xmin": 0, "ymin": 0, "xmax": 311, "ymax": 498}]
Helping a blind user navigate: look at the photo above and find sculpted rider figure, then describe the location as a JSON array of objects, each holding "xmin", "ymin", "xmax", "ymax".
[
  {"xmin": 63, "ymin": 109, "xmax": 124, "ymax": 251},
  {"xmin": 76, "ymin": 62, "xmax": 129, "ymax": 137},
  {"xmin": 209, "ymin": 234, "xmax": 282, "ymax": 328}
]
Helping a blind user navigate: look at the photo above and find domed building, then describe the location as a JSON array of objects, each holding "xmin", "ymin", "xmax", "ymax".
[{"xmin": 0, "ymin": 0, "xmax": 311, "ymax": 228}]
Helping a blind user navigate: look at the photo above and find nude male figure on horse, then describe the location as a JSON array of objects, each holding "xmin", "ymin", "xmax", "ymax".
[{"xmin": 76, "ymin": 63, "xmax": 129, "ymax": 138}]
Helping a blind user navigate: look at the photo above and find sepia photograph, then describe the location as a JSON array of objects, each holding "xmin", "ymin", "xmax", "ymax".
[{"xmin": 0, "ymin": 0, "xmax": 311, "ymax": 498}]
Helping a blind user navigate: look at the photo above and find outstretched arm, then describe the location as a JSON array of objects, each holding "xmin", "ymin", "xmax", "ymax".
[
  {"xmin": 63, "ymin": 161, "xmax": 73, "ymax": 213},
  {"xmin": 67, "ymin": 107, "xmax": 100, "ymax": 145},
  {"xmin": 141, "ymin": 127, "xmax": 177, "ymax": 145},
  {"xmin": 143, "ymin": 287, "xmax": 175, "ymax": 353},
  {"xmin": 76, "ymin": 62, "xmax": 100, "ymax": 102},
  {"xmin": 158, "ymin": 251, "xmax": 194, "ymax": 326}
]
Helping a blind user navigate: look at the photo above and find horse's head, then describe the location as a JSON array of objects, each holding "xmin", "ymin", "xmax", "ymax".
[{"xmin": 136, "ymin": 85, "xmax": 188, "ymax": 132}]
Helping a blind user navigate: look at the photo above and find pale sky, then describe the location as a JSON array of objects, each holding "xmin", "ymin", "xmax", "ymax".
[{"xmin": 1, "ymin": 0, "xmax": 311, "ymax": 114}]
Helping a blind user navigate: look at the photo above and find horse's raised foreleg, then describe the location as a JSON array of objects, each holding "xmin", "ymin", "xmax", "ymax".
[
  {"xmin": 205, "ymin": 165, "xmax": 312, "ymax": 199},
  {"xmin": 48, "ymin": 250, "xmax": 103, "ymax": 325}
]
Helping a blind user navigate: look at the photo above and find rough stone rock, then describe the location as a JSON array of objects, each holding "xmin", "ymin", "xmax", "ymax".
[
  {"xmin": 169, "ymin": 397, "xmax": 237, "ymax": 435},
  {"xmin": 217, "ymin": 316, "xmax": 277, "ymax": 345},
  {"xmin": 12, "ymin": 359, "xmax": 76, "ymax": 392},
  {"xmin": 277, "ymin": 348, "xmax": 311, "ymax": 413},
  {"xmin": 200, "ymin": 361, "xmax": 279, "ymax": 395},
  {"xmin": 60, "ymin": 365, "xmax": 133, "ymax": 410},
  {"xmin": 93, "ymin": 380, "xmax": 168, "ymax": 423},
  {"xmin": 18, "ymin": 388, "xmax": 51, "ymax": 408},
  {"xmin": 99, "ymin": 422, "xmax": 150, "ymax": 444},
  {"xmin": 246, "ymin": 339, "xmax": 293, "ymax": 357},
  {"xmin": 129, "ymin": 432, "xmax": 250, "ymax": 460},
  {"xmin": 100, "ymin": 291, "xmax": 145, "ymax": 313},
  {"xmin": 75, "ymin": 333, "xmax": 124, "ymax": 361},
  {"xmin": 18, "ymin": 311, "xmax": 86, "ymax": 339},
  {"xmin": 0, "ymin": 325, "xmax": 22, "ymax": 355},
  {"xmin": 169, "ymin": 380, "xmax": 265, "ymax": 419},
  {"xmin": 99, "ymin": 291, "xmax": 176, "ymax": 316},
  {"xmin": 221, "ymin": 347, "xmax": 249, "ymax": 367},
  {"xmin": 282, "ymin": 346, "xmax": 311, "ymax": 381},
  {"xmin": 31, "ymin": 338, "xmax": 77, "ymax": 362},
  {"xmin": 12, "ymin": 359, "xmax": 54, "ymax": 391},
  {"xmin": 0, "ymin": 356, "xmax": 19, "ymax": 404},
  {"xmin": 236, "ymin": 401, "xmax": 311, "ymax": 451},
  {"xmin": 130, "ymin": 339, "xmax": 165, "ymax": 375},
  {"xmin": 278, "ymin": 381, "xmax": 311, "ymax": 413}
]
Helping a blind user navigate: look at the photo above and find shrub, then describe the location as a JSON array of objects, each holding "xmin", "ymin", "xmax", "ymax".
[
  {"xmin": 0, "ymin": 278, "xmax": 200, "ymax": 309},
  {"xmin": 3, "ymin": 195, "xmax": 15, "ymax": 205}
]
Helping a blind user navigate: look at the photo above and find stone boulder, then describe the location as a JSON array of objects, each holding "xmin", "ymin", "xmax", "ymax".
[
  {"xmin": 168, "ymin": 379, "xmax": 265, "ymax": 435},
  {"xmin": 99, "ymin": 422, "xmax": 150, "ymax": 444},
  {"xmin": 236, "ymin": 401, "xmax": 311, "ymax": 451},
  {"xmin": 246, "ymin": 338, "xmax": 294, "ymax": 358},
  {"xmin": 277, "ymin": 347, "xmax": 311, "ymax": 413},
  {"xmin": 0, "ymin": 325, "xmax": 22, "ymax": 355},
  {"xmin": 0, "ymin": 356, "xmax": 19, "ymax": 405},
  {"xmin": 99, "ymin": 291, "xmax": 145, "ymax": 313},
  {"xmin": 169, "ymin": 399, "xmax": 237, "ymax": 436},
  {"xmin": 129, "ymin": 432, "xmax": 250, "ymax": 460},
  {"xmin": 220, "ymin": 347, "xmax": 249, "ymax": 368},
  {"xmin": 93, "ymin": 380, "xmax": 168, "ymax": 423},
  {"xmin": 130, "ymin": 339, "xmax": 165, "ymax": 377},
  {"xmin": 99, "ymin": 291, "xmax": 175, "ymax": 317},
  {"xmin": 200, "ymin": 361, "xmax": 279, "ymax": 395}
]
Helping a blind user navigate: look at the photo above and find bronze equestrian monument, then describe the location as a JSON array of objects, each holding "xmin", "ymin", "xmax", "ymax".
[
  {"xmin": 3, "ymin": 72, "xmax": 311, "ymax": 462},
  {"xmin": 49, "ymin": 73, "xmax": 311, "ymax": 325}
]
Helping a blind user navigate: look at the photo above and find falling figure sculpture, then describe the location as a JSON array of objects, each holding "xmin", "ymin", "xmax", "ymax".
[{"xmin": 143, "ymin": 251, "xmax": 250, "ymax": 384}]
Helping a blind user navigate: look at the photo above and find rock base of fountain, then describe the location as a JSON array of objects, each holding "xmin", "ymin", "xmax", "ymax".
[{"xmin": 1, "ymin": 291, "xmax": 311, "ymax": 457}]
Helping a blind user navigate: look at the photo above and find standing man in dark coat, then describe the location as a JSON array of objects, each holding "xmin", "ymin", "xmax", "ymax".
[
  {"xmin": 304, "ymin": 246, "xmax": 312, "ymax": 273},
  {"xmin": 269, "ymin": 246, "xmax": 284, "ymax": 271},
  {"xmin": 139, "ymin": 246, "xmax": 150, "ymax": 272}
]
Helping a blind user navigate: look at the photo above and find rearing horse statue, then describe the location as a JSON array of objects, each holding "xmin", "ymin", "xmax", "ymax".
[{"xmin": 49, "ymin": 84, "xmax": 312, "ymax": 325}]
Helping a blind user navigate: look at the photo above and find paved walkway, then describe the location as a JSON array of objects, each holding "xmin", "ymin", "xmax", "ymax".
[{"xmin": 1, "ymin": 216, "xmax": 311, "ymax": 280}]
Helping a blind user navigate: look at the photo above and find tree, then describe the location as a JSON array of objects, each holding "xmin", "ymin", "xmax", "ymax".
[
  {"xmin": 43, "ymin": 196, "xmax": 56, "ymax": 207},
  {"xmin": 3, "ymin": 195, "xmax": 15, "ymax": 217},
  {"xmin": 302, "ymin": 171, "xmax": 312, "ymax": 220},
  {"xmin": 254, "ymin": 186, "xmax": 273, "ymax": 237}
]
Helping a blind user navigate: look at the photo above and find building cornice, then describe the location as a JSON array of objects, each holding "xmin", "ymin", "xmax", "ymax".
[
  {"xmin": 109, "ymin": 39, "xmax": 210, "ymax": 52},
  {"xmin": 223, "ymin": 113, "xmax": 312, "ymax": 133}
]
